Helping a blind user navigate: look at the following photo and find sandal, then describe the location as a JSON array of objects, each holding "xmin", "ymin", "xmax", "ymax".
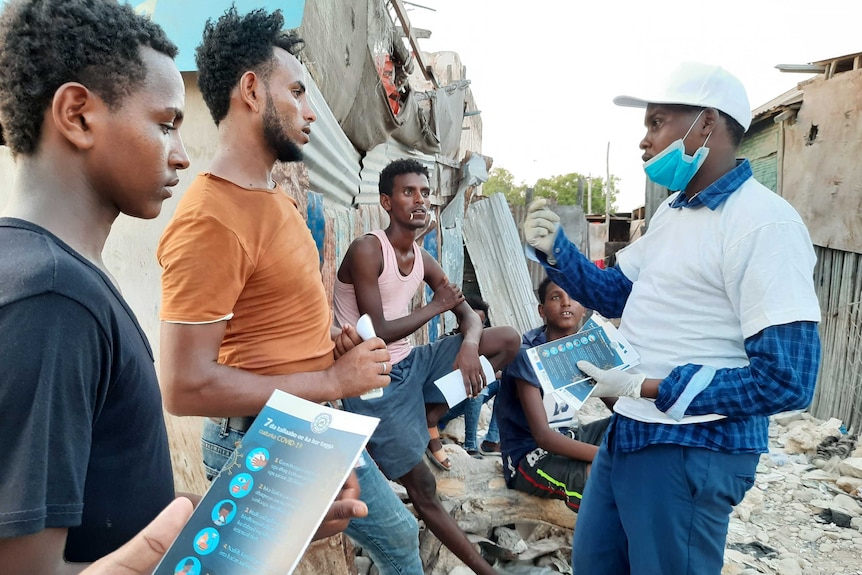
[{"xmin": 426, "ymin": 427, "xmax": 452, "ymax": 471}]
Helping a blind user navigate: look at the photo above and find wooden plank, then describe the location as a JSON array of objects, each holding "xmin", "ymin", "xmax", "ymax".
[{"xmin": 389, "ymin": 0, "xmax": 439, "ymax": 88}]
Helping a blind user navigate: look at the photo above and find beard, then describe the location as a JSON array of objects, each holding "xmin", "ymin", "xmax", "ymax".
[{"xmin": 263, "ymin": 94, "xmax": 304, "ymax": 164}]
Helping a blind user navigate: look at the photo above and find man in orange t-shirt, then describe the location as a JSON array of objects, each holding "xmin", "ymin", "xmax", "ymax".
[{"xmin": 156, "ymin": 8, "xmax": 424, "ymax": 575}]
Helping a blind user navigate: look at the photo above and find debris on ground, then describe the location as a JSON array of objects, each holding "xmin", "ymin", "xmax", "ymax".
[{"xmin": 352, "ymin": 403, "xmax": 862, "ymax": 575}]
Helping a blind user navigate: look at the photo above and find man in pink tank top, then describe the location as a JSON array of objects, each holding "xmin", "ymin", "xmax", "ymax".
[{"xmin": 336, "ymin": 159, "xmax": 520, "ymax": 575}]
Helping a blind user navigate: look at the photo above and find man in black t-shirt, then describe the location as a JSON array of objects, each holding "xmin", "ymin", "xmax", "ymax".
[{"xmin": 0, "ymin": 1, "xmax": 189, "ymax": 572}]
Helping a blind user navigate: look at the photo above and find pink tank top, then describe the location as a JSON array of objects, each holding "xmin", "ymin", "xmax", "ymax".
[{"xmin": 333, "ymin": 230, "xmax": 425, "ymax": 364}]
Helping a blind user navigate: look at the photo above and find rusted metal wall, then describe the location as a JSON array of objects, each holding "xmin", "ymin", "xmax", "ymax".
[{"xmin": 781, "ymin": 68, "xmax": 862, "ymax": 254}]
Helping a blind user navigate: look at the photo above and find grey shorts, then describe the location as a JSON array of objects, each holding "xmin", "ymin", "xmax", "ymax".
[{"xmin": 341, "ymin": 334, "xmax": 463, "ymax": 480}]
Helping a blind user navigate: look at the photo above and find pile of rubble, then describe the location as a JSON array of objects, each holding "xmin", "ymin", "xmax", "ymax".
[
  {"xmin": 723, "ymin": 412, "xmax": 862, "ymax": 575},
  {"xmin": 352, "ymin": 402, "xmax": 862, "ymax": 575}
]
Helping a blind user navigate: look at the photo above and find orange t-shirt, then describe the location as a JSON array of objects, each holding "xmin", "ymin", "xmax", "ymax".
[{"xmin": 157, "ymin": 173, "xmax": 334, "ymax": 375}]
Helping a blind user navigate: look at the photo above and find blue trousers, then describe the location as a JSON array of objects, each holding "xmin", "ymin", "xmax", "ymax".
[
  {"xmin": 572, "ymin": 422, "xmax": 758, "ymax": 575},
  {"xmin": 345, "ymin": 455, "xmax": 423, "ymax": 575},
  {"xmin": 438, "ymin": 380, "xmax": 500, "ymax": 450}
]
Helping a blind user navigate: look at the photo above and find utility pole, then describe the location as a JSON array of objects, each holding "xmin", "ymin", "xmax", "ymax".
[
  {"xmin": 577, "ymin": 177, "xmax": 584, "ymax": 209},
  {"xmin": 587, "ymin": 173, "xmax": 592, "ymax": 214},
  {"xmin": 605, "ymin": 142, "xmax": 611, "ymax": 226}
]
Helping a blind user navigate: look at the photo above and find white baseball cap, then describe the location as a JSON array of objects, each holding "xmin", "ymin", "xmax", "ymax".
[{"xmin": 613, "ymin": 61, "xmax": 751, "ymax": 132}]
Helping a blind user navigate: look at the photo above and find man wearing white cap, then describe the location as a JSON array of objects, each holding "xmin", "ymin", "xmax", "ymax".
[{"xmin": 523, "ymin": 62, "xmax": 821, "ymax": 574}]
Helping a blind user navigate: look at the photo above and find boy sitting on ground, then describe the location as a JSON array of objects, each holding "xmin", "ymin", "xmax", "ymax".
[{"xmin": 496, "ymin": 277, "xmax": 612, "ymax": 512}]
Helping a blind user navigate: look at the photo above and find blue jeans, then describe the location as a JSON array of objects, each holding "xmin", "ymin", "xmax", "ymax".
[
  {"xmin": 201, "ymin": 419, "xmax": 422, "ymax": 575},
  {"xmin": 438, "ymin": 380, "xmax": 500, "ymax": 450},
  {"xmin": 345, "ymin": 455, "xmax": 423, "ymax": 575},
  {"xmin": 572, "ymin": 419, "xmax": 758, "ymax": 575}
]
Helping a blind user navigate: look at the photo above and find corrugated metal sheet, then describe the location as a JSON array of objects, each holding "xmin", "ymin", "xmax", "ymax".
[
  {"xmin": 740, "ymin": 126, "xmax": 779, "ymax": 193},
  {"xmin": 463, "ymin": 194, "xmax": 542, "ymax": 334},
  {"xmin": 424, "ymin": 230, "xmax": 441, "ymax": 342},
  {"xmin": 751, "ymin": 87, "xmax": 803, "ymax": 120},
  {"xmin": 306, "ymin": 191, "xmax": 325, "ymax": 266},
  {"xmin": 302, "ymin": 66, "xmax": 362, "ymax": 208},
  {"xmin": 440, "ymin": 189, "xmax": 466, "ymax": 334}
]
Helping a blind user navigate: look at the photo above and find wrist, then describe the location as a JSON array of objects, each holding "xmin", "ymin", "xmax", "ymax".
[
  {"xmin": 428, "ymin": 300, "xmax": 445, "ymax": 316},
  {"xmin": 640, "ymin": 378, "xmax": 659, "ymax": 398}
]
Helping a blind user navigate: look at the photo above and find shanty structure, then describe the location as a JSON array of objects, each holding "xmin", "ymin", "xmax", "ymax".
[{"xmin": 739, "ymin": 51, "xmax": 862, "ymax": 433}]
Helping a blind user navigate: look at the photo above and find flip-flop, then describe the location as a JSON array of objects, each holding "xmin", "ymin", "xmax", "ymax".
[
  {"xmin": 426, "ymin": 427, "xmax": 452, "ymax": 471},
  {"xmin": 425, "ymin": 445, "xmax": 452, "ymax": 471}
]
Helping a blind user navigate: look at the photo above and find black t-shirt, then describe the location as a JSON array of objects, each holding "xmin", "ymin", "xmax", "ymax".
[{"xmin": 0, "ymin": 218, "xmax": 174, "ymax": 562}]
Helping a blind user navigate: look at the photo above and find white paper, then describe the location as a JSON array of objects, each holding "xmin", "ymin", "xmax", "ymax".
[{"xmin": 433, "ymin": 355, "xmax": 496, "ymax": 407}]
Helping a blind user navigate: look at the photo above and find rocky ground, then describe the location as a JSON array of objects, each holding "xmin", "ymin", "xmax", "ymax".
[
  {"xmin": 722, "ymin": 411, "xmax": 862, "ymax": 575},
  {"xmin": 353, "ymin": 401, "xmax": 862, "ymax": 575}
]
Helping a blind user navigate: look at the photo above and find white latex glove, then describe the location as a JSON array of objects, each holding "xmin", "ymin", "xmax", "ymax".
[
  {"xmin": 523, "ymin": 199, "xmax": 561, "ymax": 257},
  {"xmin": 578, "ymin": 360, "xmax": 645, "ymax": 398}
]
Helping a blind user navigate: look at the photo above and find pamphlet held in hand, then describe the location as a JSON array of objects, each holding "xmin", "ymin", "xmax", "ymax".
[
  {"xmin": 152, "ymin": 391, "xmax": 379, "ymax": 575},
  {"xmin": 526, "ymin": 314, "xmax": 639, "ymax": 410},
  {"xmin": 433, "ymin": 355, "xmax": 496, "ymax": 407}
]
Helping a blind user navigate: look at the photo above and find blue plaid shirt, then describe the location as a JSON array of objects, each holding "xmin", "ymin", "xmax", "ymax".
[{"xmin": 538, "ymin": 160, "xmax": 821, "ymax": 454}]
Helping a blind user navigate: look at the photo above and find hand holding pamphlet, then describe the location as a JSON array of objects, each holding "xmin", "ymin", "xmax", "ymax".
[
  {"xmin": 153, "ymin": 391, "xmax": 379, "ymax": 575},
  {"xmin": 433, "ymin": 355, "xmax": 496, "ymax": 407},
  {"xmin": 526, "ymin": 314, "xmax": 639, "ymax": 410}
]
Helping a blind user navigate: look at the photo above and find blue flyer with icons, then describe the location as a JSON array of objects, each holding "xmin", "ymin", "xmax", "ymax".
[
  {"xmin": 526, "ymin": 314, "xmax": 639, "ymax": 411},
  {"xmin": 153, "ymin": 391, "xmax": 378, "ymax": 575}
]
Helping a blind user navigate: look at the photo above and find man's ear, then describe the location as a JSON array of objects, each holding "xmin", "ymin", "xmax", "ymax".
[
  {"xmin": 379, "ymin": 193, "xmax": 392, "ymax": 211},
  {"xmin": 537, "ymin": 302, "xmax": 545, "ymax": 321},
  {"xmin": 702, "ymin": 108, "xmax": 720, "ymax": 133},
  {"xmin": 238, "ymin": 70, "xmax": 264, "ymax": 114},
  {"xmin": 51, "ymin": 82, "xmax": 98, "ymax": 150}
]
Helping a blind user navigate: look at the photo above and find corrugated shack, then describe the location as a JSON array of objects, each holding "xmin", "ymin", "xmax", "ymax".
[{"xmin": 738, "ymin": 52, "xmax": 862, "ymax": 434}]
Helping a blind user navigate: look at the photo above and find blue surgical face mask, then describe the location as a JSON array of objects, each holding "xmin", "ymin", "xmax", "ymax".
[{"xmin": 643, "ymin": 111, "xmax": 712, "ymax": 191}]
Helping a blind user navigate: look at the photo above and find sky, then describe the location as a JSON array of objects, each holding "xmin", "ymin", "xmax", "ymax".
[{"xmin": 409, "ymin": 0, "xmax": 862, "ymax": 211}]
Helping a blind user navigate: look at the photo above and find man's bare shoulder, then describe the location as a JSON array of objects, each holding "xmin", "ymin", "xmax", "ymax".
[
  {"xmin": 339, "ymin": 233, "xmax": 384, "ymax": 283},
  {"xmin": 345, "ymin": 233, "xmax": 383, "ymax": 262}
]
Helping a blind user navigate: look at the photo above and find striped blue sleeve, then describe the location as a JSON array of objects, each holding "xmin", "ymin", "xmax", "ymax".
[
  {"xmin": 655, "ymin": 321, "xmax": 820, "ymax": 418},
  {"xmin": 537, "ymin": 228, "xmax": 633, "ymax": 318}
]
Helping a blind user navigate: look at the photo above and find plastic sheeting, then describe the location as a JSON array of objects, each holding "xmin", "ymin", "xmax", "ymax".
[{"xmin": 299, "ymin": 0, "xmax": 468, "ymax": 156}]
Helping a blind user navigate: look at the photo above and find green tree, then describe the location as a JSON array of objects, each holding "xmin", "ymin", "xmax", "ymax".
[
  {"xmin": 532, "ymin": 172, "xmax": 619, "ymax": 214},
  {"xmin": 483, "ymin": 167, "xmax": 526, "ymax": 205}
]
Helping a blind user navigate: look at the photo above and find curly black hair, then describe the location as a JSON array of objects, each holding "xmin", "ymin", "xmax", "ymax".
[
  {"xmin": 537, "ymin": 276, "xmax": 555, "ymax": 305},
  {"xmin": 0, "ymin": 0, "xmax": 177, "ymax": 155},
  {"xmin": 196, "ymin": 6, "xmax": 304, "ymax": 126},
  {"xmin": 379, "ymin": 158, "xmax": 430, "ymax": 196}
]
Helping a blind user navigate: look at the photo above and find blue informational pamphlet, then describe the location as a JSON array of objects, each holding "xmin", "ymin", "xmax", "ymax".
[
  {"xmin": 526, "ymin": 314, "xmax": 639, "ymax": 410},
  {"xmin": 153, "ymin": 391, "xmax": 378, "ymax": 575}
]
